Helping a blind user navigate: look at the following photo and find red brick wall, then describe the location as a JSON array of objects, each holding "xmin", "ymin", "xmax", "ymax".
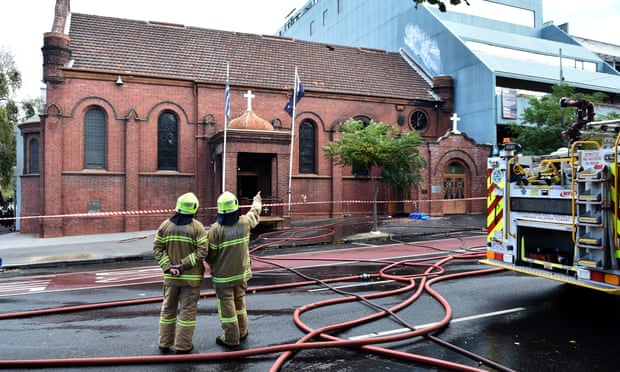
[
  {"xmin": 33, "ymin": 70, "xmax": 488, "ymax": 236},
  {"xmin": 427, "ymin": 132, "xmax": 491, "ymax": 215},
  {"xmin": 138, "ymin": 174, "xmax": 195, "ymax": 230},
  {"xmin": 19, "ymin": 175, "xmax": 42, "ymax": 234}
]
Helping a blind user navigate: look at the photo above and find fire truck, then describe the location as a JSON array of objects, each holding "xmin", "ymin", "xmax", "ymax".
[{"xmin": 481, "ymin": 97, "xmax": 620, "ymax": 294}]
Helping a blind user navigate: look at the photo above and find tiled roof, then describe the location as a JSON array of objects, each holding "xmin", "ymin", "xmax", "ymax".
[{"xmin": 68, "ymin": 13, "xmax": 435, "ymax": 100}]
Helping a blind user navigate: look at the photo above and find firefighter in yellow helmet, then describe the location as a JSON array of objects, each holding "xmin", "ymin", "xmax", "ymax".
[
  {"xmin": 205, "ymin": 190, "xmax": 261, "ymax": 347},
  {"xmin": 153, "ymin": 192, "xmax": 208, "ymax": 354}
]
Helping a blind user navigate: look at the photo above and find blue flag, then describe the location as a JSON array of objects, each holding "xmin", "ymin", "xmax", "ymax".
[
  {"xmin": 225, "ymin": 68, "xmax": 230, "ymax": 119},
  {"xmin": 284, "ymin": 74, "xmax": 304, "ymax": 117}
]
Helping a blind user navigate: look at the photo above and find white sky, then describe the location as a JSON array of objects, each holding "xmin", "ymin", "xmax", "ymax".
[{"xmin": 0, "ymin": 0, "xmax": 618, "ymax": 102}]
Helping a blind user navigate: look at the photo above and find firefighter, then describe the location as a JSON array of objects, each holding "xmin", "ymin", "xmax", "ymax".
[
  {"xmin": 153, "ymin": 192, "xmax": 208, "ymax": 354},
  {"xmin": 205, "ymin": 190, "xmax": 261, "ymax": 347}
]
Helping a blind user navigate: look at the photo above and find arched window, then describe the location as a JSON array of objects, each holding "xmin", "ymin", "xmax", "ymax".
[
  {"xmin": 84, "ymin": 107, "xmax": 106, "ymax": 169},
  {"xmin": 299, "ymin": 120, "xmax": 316, "ymax": 174},
  {"xmin": 352, "ymin": 115, "xmax": 371, "ymax": 126},
  {"xmin": 29, "ymin": 138, "xmax": 39, "ymax": 173},
  {"xmin": 157, "ymin": 111, "xmax": 178, "ymax": 170}
]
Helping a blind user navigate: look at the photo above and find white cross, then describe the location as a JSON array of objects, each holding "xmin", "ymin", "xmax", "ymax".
[
  {"xmin": 450, "ymin": 112, "xmax": 461, "ymax": 134},
  {"xmin": 244, "ymin": 90, "xmax": 255, "ymax": 111}
]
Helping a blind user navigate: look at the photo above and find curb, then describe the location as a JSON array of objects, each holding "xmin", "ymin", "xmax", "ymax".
[{"xmin": 0, "ymin": 254, "xmax": 153, "ymax": 271}]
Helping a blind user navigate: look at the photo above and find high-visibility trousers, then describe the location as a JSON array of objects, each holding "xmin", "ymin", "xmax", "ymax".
[
  {"xmin": 158, "ymin": 284, "xmax": 201, "ymax": 351},
  {"xmin": 215, "ymin": 282, "xmax": 248, "ymax": 346}
]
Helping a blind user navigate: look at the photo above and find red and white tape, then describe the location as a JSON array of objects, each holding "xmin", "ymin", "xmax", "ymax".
[{"xmin": 0, "ymin": 197, "xmax": 486, "ymax": 222}]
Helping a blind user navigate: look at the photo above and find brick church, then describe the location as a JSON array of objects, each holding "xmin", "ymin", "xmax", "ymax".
[{"xmin": 19, "ymin": 0, "xmax": 490, "ymax": 237}]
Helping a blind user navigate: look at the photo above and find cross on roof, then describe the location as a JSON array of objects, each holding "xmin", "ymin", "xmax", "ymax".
[
  {"xmin": 450, "ymin": 113, "xmax": 461, "ymax": 134},
  {"xmin": 244, "ymin": 90, "xmax": 255, "ymax": 111}
]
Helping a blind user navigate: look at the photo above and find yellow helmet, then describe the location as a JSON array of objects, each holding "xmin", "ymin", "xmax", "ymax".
[
  {"xmin": 217, "ymin": 191, "xmax": 239, "ymax": 214},
  {"xmin": 175, "ymin": 192, "xmax": 199, "ymax": 215}
]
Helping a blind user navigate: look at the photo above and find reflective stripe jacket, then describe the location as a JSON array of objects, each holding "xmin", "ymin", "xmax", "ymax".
[
  {"xmin": 153, "ymin": 218, "xmax": 209, "ymax": 287},
  {"xmin": 206, "ymin": 198, "xmax": 261, "ymax": 288}
]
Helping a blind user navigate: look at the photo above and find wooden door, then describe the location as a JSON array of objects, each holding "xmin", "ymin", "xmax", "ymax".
[{"xmin": 443, "ymin": 162, "xmax": 466, "ymax": 214}]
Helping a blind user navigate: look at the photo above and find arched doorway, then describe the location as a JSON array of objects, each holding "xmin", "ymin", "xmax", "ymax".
[{"xmin": 443, "ymin": 162, "xmax": 466, "ymax": 214}]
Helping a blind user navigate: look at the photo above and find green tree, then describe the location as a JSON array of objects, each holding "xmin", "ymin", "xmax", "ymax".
[
  {"xmin": 323, "ymin": 120, "xmax": 426, "ymax": 232},
  {"xmin": 509, "ymin": 85, "xmax": 608, "ymax": 155},
  {"xmin": 1, "ymin": 47, "xmax": 38, "ymax": 199}
]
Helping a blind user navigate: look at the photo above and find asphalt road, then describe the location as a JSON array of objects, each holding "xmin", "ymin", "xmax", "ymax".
[{"xmin": 1, "ymin": 237, "xmax": 620, "ymax": 371}]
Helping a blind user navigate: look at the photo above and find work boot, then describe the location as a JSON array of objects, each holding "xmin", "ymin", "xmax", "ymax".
[
  {"xmin": 175, "ymin": 345, "xmax": 194, "ymax": 354},
  {"xmin": 216, "ymin": 336, "xmax": 240, "ymax": 348},
  {"xmin": 159, "ymin": 345, "xmax": 171, "ymax": 354}
]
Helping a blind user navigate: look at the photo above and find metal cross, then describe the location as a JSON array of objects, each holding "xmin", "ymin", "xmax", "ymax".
[
  {"xmin": 450, "ymin": 112, "xmax": 461, "ymax": 134},
  {"xmin": 244, "ymin": 90, "xmax": 255, "ymax": 111}
]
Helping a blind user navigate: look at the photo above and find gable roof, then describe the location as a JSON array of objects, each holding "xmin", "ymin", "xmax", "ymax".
[{"xmin": 67, "ymin": 13, "xmax": 435, "ymax": 101}]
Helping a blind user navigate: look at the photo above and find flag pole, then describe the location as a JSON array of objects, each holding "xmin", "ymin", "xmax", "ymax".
[
  {"xmin": 287, "ymin": 67, "xmax": 298, "ymax": 215},
  {"xmin": 222, "ymin": 62, "xmax": 230, "ymax": 193}
]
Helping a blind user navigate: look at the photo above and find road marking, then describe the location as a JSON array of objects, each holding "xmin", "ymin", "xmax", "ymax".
[
  {"xmin": 351, "ymin": 242, "xmax": 377, "ymax": 247},
  {"xmin": 0, "ymin": 279, "xmax": 52, "ymax": 296},
  {"xmin": 95, "ymin": 267, "xmax": 161, "ymax": 283},
  {"xmin": 348, "ymin": 307, "xmax": 526, "ymax": 340}
]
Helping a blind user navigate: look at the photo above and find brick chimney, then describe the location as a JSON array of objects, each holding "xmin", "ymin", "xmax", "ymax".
[
  {"xmin": 42, "ymin": 0, "xmax": 71, "ymax": 84},
  {"xmin": 432, "ymin": 75, "xmax": 454, "ymax": 113}
]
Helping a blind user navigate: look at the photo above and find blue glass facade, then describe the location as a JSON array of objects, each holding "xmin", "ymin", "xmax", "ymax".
[{"xmin": 279, "ymin": 0, "xmax": 620, "ymax": 146}]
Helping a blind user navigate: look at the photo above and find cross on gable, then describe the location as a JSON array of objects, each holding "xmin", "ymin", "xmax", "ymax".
[
  {"xmin": 244, "ymin": 90, "xmax": 255, "ymax": 111},
  {"xmin": 450, "ymin": 112, "xmax": 461, "ymax": 134}
]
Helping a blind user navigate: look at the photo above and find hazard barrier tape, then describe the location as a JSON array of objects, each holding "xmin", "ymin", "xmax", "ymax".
[
  {"xmin": 0, "ymin": 208, "xmax": 176, "ymax": 221},
  {"xmin": 0, "ymin": 197, "xmax": 487, "ymax": 222}
]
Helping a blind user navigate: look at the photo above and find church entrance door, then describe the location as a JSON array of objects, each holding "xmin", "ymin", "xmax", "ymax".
[{"xmin": 442, "ymin": 162, "xmax": 466, "ymax": 214}]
